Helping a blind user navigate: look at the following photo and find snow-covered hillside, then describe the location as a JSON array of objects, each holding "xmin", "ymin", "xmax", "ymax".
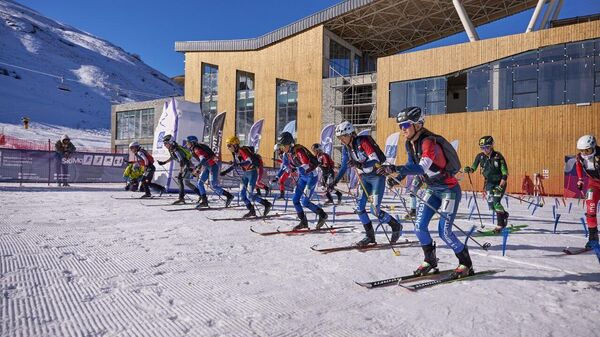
[
  {"xmin": 0, "ymin": 0, "xmax": 182, "ymax": 129},
  {"xmin": 0, "ymin": 122, "xmax": 111, "ymax": 150}
]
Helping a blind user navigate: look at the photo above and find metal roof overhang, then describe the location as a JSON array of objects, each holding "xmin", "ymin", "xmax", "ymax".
[{"xmin": 175, "ymin": 0, "xmax": 540, "ymax": 57}]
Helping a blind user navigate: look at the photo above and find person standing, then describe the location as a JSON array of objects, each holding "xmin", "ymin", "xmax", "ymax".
[
  {"xmin": 157, "ymin": 134, "xmax": 201, "ymax": 204},
  {"xmin": 378, "ymin": 107, "xmax": 473, "ymax": 278},
  {"xmin": 184, "ymin": 135, "xmax": 234, "ymax": 208},
  {"xmin": 575, "ymin": 135, "xmax": 600, "ymax": 249},
  {"xmin": 311, "ymin": 143, "xmax": 342, "ymax": 205},
  {"xmin": 463, "ymin": 136, "xmax": 509, "ymax": 233},
  {"xmin": 54, "ymin": 134, "xmax": 75, "ymax": 186},
  {"xmin": 328, "ymin": 121, "xmax": 402, "ymax": 246},
  {"xmin": 276, "ymin": 132, "xmax": 328, "ymax": 230},
  {"xmin": 221, "ymin": 136, "xmax": 272, "ymax": 218}
]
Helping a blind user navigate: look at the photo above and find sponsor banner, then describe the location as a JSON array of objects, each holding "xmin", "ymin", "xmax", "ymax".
[
  {"xmin": 384, "ymin": 132, "xmax": 400, "ymax": 164},
  {"xmin": 248, "ymin": 119, "xmax": 264, "ymax": 152},
  {"xmin": 564, "ymin": 155, "xmax": 581, "ymax": 198},
  {"xmin": 0, "ymin": 148, "xmax": 127, "ymax": 183},
  {"xmin": 320, "ymin": 124, "xmax": 335, "ymax": 156},
  {"xmin": 210, "ymin": 112, "xmax": 226, "ymax": 160}
]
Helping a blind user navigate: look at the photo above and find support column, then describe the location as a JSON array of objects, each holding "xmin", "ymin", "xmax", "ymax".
[
  {"xmin": 526, "ymin": 0, "xmax": 546, "ymax": 33},
  {"xmin": 452, "ymin": 0, "xmax": 479, "ymax": 42}
]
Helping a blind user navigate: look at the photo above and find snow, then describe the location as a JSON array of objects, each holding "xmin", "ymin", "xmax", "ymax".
[
  {"xmin": 1, "ymin": 122, "xmax": 110, "ymax": 150},
  {"xmin": 0, "ymin": 0, "xmax": 182, "ymax": 129},
  {"xmin": 1, "ymin": 183, "xmax": 598, "ymax": 337}
]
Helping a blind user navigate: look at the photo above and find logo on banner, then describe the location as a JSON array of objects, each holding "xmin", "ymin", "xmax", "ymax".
[
  {"xmin": 385, "ymin": 145, "xmax": 397, "ymax": 158},
  {"xmin": 103, "ymin": 156, "xmax": 114, "ymax": 166},
  {"xmin": 93, "ymin": 155, "xmax": 104, "ymax": 166},
  {"xmin": 113, "ymin": 156, "xmax": 124, "ymax": 167},
  {"xmin": 83, "ymin": 155, "xmax": 94, "ymax": 166},
  {"xmin": 156, "ymin": 131, "xmax": 166, "ymax": 150}
]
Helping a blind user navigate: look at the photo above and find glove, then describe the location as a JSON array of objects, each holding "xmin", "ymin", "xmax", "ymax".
[
  {"xmin": 463, "ymin": 166, "xmax": 473, "ymax": 174},
  {"xmin": 387, "ymin": 177, "xmax": 400, "ymax": 188},
  {"xmin": 157, "ymin": 160, "xmax": 166, "ymax": 166},
  {"xmin": 492, "ymin": 185, "xmax": 504, "ymax": 194},
  {"xmin": 348, "ymin": 160, "xmax": 362, "ymax": 169},
  {"xmin": 271, "ymin": 177, "xmax": 278, "ymax": 183},
  {"xmin": 220, "ymin": 171, "xmax": 227, "ymax": 177},
  {"xmin": 577, "ymin": 179, "xmax": 584, "ymax": 191},
  {"xmin": 376, "ymin": 165, "xmax": 395, "ymax": 176}
]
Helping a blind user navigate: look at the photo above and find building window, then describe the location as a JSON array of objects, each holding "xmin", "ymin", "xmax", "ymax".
[
  {"xmin": 389, "ymin": 76, "xmax": 446, "ymax": 117},
  {"xmin": 201, "ymin": 63, "xmax": 218, "ymax": 142},
  {"xmin": 466, "ymin": 66, "xmax": 490, "ymax": 111},
  {"xmin": 538, "ymin": 44, "xmax": 566, "ymax": 106},
  {"xmin": 236, "ymin": 71, "xmax": 254, "ymax": 145},
  {"xmin": 275, "ymin": 79, "xmax": 298, "ymax": 141},
  {"xmin": 329, "ymin": 39, "xmax": 351, "ymax": 77},
  {"xmin": 116, "ymin": 108, "xmax": 155, "ymax": 140},
  {"xmin": 566, "ymin": 40, "xmax": 594, "ymax": 104}
]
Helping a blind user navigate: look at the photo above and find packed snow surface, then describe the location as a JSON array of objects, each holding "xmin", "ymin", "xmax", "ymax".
[{"xmin": 1, "ymin": 183, "xmax": 598, "ymax": 337}]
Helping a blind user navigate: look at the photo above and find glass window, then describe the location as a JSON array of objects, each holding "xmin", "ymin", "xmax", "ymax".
[
  {"xmin": 389, "ymin": 81, "xmax": 407, "ymax": 118},
  {"xmin": 354, "ymin": 55, "xmax": 362, "ymax": 75},
  {"xmin": 329, "ymin": 39, "xmax": 351, "ymax": 77},
  {"xmin": 389, "ymin": 77, "xmax": 445, "ymax": 116},
  {"xmin": 595, "ymin": 40, "xmax": 600, "ymax": 102},
  {"xmin": 425, "ymin": 77, "xmax": 446, "ymax": 115},
  {"xmin": 467, "ymin": 65, "xmax": 490, "ymax": 112},
  {"xmin": 566, "ymin": 41, "xmax": 594, "ymax": 103},
  {"xmin": 275, "ymin": 79, "xmax": 298, "ymax": 142},
  {"xmin": 236, "ymin": 71, "xmax": 255, "ymax": 145},
  {"xmin": 201, "ymin": 63, "xmax": 218, "ymax": 142},
  {"xmin": 116, "ymin": 108, "xmax": 154, "ymax": 140},
  {"xmin": 539, "ymin": 45, "xmax": 565, "ymax": 106},
  {"xmin": 512, "ymin": 51, "xmax": 538, "ymax": 108}
]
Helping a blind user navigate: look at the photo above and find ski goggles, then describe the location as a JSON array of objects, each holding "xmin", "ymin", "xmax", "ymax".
[
  {"xmin": 480, "ymin": 145, "xmax": 492, "ymax": 150},
  {"xmin": 579, "ymin": 148, "xmax": 594, "ymax": 155},
  {"xmin": 398, "ymin": 121, "xmax": 414, "ymax": 130}
]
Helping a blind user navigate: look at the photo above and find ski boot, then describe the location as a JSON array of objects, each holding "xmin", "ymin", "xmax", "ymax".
[
  {"xmin": 388, "ymin": 216, "xmax": 403, "ymax": 243},
  {"xmin": 315, "ymin": 208, "xmax": 328, "ymax": 229},
  {"xmin": 260, "ymin": 199, "xmax": 272, "ymax": 216},
  {"xmin": 62, "ymin": 182, "xmax": 70, "ymax": 187},
  {"xmin": 256, "ymin": 188, "xmax": 262, "ymax": 197},
  {"xmin": 492, "ymin": 211, "xmax": 509, "ymax": 234},
  {"xmin": 451, "ymin": 246, "xmax": 474, "ymax": 278},
  {"xmin": 197, "ymin": 195, "xmax": 209, "ymax": 208},
  {"xmin": 293, "ymin": 213, "xmax": 309, "ymax": 231},
  {"xmin": 242, "ymin": 204, "xmax": 257, "ymax": 218},
  {"xmin": 336, "ymin": 191, "xmax": 343, "ymax": 205},
  {"xmin": 140, "ymin": 193, "xmax": 152, "ymax": 199},
  {"xmin": 404, "ymin": 209, "xmax": 417, "ymax": 220},
  {"xmin": 414, "ymin": 243, "xmax": 438, "ymax": 276},
  {"xmin": 277, "ymin": 190, "xmax": 285, "ymax": 200},
  {"xmin": 585, "ymin": 227, "xmax": 599, "ymax": 249},
  {"xmin": 172, "ymin": 198, "xmax": 186, "ymax": 205},
  {"xmin": 356, "ymin": 222, "xmax": 376, "ymax": 247},
  {"xmin": 323, "ymin": 197, "xmax": 334, "ymax": 206},
  {"xmin": 223, "ymin": 191, "xmax": 234, "ymax": 208}
]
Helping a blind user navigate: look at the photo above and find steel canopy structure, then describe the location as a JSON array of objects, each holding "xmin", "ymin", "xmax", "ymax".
[{"xmin": 175, "ymin": 0, "xmax": 541, "ymax": 56}]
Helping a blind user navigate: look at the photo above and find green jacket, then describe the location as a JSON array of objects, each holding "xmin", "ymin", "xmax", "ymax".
[
  {"xmin": 468, "ymin": 150, "xmax": 508, "ymax": 184},
  {"xmin": 123, "ymin": 164, "xmax": 144, "ymax": 180}
]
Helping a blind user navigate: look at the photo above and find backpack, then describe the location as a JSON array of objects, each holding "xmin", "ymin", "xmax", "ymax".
[
  {"xmin": 355, "ymin": 135, "xmax": 387, "ymax": 163},
  {"xmin": 293, "ymin": 144, "xmax": 319, "ymax": 169},
  {"xmin": 408, "ymin": 129, "xmax": 461, "ymax": 176},
  {"xmin": 240, "ymin": 146, "xmax": 261, "ymax": 167},
  {"xmin": 195, "ymin": 143, "xmax": 215, "ymax": 159}
]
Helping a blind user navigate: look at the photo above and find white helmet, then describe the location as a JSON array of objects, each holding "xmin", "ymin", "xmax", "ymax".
[
  {"xmin": 129, "ymin": 141, "xmax": 140, "ymax": 149},
  {"xmin": 577, "ymin": 135, "xmax": 596, "ymax": 150},
  {"xmin": 335, "ymin": 121, "xmax": 355, "ymax": 137}
]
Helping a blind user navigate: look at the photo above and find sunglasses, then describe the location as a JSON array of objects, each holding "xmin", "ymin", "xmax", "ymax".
[
  {"xmin": 480, "ymin": 145, "xmax": 492, "ymax": 150},
  {"xmin": 579, "ymin": 148, "xmax": 594, "ymax": 155},
  {"xmin": 399, "ymin": 122, "xmax": 413, "ymax": 130}
]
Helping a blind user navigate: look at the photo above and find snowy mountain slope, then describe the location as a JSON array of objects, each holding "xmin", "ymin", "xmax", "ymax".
[
  {"xmin": 0, "ymin": 0, "xmax": 182, "ymax": 129},
  {"xmin": 0, "ymin": 122, "xmax": 111, "ymax": 150}
]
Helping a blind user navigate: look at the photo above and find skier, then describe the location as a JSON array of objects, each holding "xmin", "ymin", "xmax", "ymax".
[
  {"xmin": 311, "ymin": 143, "xmax": 342, "ymax": 205},
  {"xmin": 129, "ymin": 141, "xmax": 165, "ymax": 198},
  {"xmin": 54, "ymin": 134, "xmax": 76, "ymax": 186},
  {"xmin": 276, "ymin": 132, "xmax": 328, "ymax": 230},
  {"xmin": 221, "ymin": 136, "xmax": 272, "ymax": 217},
  {"xmin": 328, "ymin": 121, "xmax": 402, "ymax": 246},
  {"xmin": 463, "ymin": 136, "xmax": 509, "ymax": 233},
  {"xmin": 575, "ymin": 135, "xmax": 600, "ymax": 249},
  {"xmin": 184, "ymin": 136, "xmax": 234, "ymax": 208},
  {"xmin": 272, "ymin": 144, "xmax": 291, "ymax": 199},
  {"xmin": 123, "ymin": 162, "xmax": 144, "ymax": 191},
  {"xmin": 377, "ymin": 106, "xmax": 473, "ymax": 278},
  {"xmin": 254, "ymin": 153, "xmax": 270, "ymax": 197},
  {"xmin": 157, "ymin": 134, "xmax": 200, "ymax": 204}
]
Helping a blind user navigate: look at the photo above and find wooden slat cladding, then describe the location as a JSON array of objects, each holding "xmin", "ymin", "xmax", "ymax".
[
  {"xmin": 376, "ymin": 21, "xmax": 600, "ymax": 195},
  {"xmin": 183, "ymin": 26, "xmax": 324, "ymax": 162}
]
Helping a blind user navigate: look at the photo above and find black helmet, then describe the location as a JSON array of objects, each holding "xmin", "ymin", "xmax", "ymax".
[
  {"xmin": 162, "ymin": 134, "xmax": 175, "ymax": 145},
  {"xmin": 396, "ymin": 106, "xmax": 424, "ymax": 125},
  {"xmin": 278, "ymin": 132, "xmax": 294, "ymax": 146},
  {"xmin": 311, "ymin": 143, "xmax": 321, "ymax": 151},
  {"xmin": 479, "ymin": 136, "xmax": 494, "ymax": 147}
]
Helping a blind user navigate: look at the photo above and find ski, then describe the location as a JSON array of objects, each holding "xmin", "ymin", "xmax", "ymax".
[
  {"xmin": 476, "ymin": 224, "xmax": 528, "ymax": 236},
  {"xmin": 161, "ymin": 205, "xmax": 232, "ymax": 212},
  {"xmin": 563, "ymin": 247, "xmax": 592, "ymax": 255},
  {"xmin": 250, "ymin": 225, "xmax": 354, "ymax": 236},
  {"xmin": 399, "ymin": 269, "xmax": 504, "ymax": 291},
  {"xmin": 311, "ymin": 239, "xmax": 420, "ymax": 254},
  {"xmin": 208, "ymin": 213, "xmax": 290, "ymax": 222},
  {"xmin": 355, "ymin": 269, "xmax": 456, "ymax": 289},
  {"xmin": 111, "ymin": 195, "xmax": 159, "ymax": 200}
]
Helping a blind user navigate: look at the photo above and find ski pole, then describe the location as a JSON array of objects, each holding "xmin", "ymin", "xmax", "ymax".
[
  {"xmin": 353, "ymin": 167, "xmax": 400, "ymax": 256},
  {"xmin": 466, "ymin": 172, "xmax": 486, "ymax": 229},
  {"xmin": 387, "ymin": 175, "xmax": 491, "ymax": 251},
  {"xmin": 505, "ymin": 193, "xmax": 544, "ymax": 207}
]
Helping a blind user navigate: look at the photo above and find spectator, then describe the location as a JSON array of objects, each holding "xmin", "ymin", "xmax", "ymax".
[
  {"xmin": 55, "ymin": 134, "xmax": 76, "ymax": 186},
  {"xmin": 21, "ymin": 117, "xmax": 30, "ymax": 129}
]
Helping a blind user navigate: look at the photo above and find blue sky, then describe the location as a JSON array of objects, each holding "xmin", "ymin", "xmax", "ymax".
[{"xmin": 16, "ymin": 0, "xmax": 600, "ymax": 77}]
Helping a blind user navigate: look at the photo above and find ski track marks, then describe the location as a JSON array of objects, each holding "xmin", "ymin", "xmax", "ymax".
[{"xmin": 0, "ymin": 185, "xmax": 599, "ymax": 337}]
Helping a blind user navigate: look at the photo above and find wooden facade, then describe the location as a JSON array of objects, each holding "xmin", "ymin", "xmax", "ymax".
[
  {"xmin": 183, "ymin": 26, "xmax": 324, "ymax": 161},
  {"xmin": 376, "ymin": 21, "xmax": 600, "ymax": 195}
]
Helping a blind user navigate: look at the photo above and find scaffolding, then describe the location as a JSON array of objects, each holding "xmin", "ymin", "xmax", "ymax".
[{"xmin": 329, "ymin": 66, "xmax": 377, "ymax": 131}]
